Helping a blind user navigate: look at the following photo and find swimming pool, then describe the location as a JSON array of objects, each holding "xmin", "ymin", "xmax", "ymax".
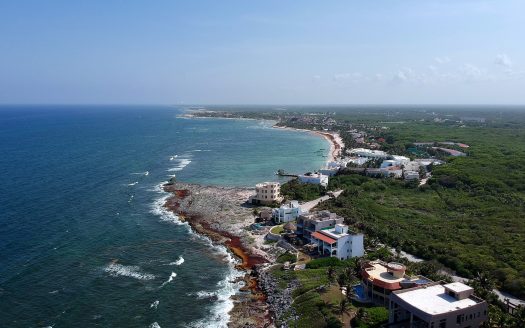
[{"xmin": 352, "ymin": 284, "xmax": 370, "ymax": 303}]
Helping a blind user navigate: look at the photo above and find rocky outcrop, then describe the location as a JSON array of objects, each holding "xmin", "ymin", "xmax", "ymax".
[{"xmin": 257, "ymin": 266, "xmax": 300, "ymax": 327}]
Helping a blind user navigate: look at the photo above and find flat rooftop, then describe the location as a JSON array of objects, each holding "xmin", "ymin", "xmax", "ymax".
[
  {"xmin": 395, "ymin": 284, "xmax": 480, "ymax": 315},
  {"xmin": 365, "ymin": 262, "xmax": 405, "ymax": 284}
]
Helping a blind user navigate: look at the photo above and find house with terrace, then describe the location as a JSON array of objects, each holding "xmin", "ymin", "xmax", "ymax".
[
  {"xmin": 361, "ymin": 260, "xmax": 432, "ymax": 306},
  {"xmin": 296, "ymin": 210, "xmax": 343, "ymax": 243},
  {"xmin": 310, "ymin": 224, "xmax": 364, "ymax": 260}
]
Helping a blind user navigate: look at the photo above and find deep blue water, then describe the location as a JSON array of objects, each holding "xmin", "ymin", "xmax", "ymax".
[{"xmin": 0, "ymin": 106, "xmax": 328, "ymax": 327}]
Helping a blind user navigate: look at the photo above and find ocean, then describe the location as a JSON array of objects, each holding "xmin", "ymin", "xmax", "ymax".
[{"xmin": 0, "ymin": 105, "xmax": 329, "ymax": 327}]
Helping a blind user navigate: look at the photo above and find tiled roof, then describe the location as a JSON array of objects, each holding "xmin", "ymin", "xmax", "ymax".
[{"xmin": 311, "ymin": 231, "xmax": 337, "ymax": 244}]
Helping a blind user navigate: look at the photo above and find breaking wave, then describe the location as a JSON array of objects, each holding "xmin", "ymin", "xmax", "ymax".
[
  {"xmin": 150, "ymin": 191, "xmax": 188, "ymax": 227},
  {"xmin": 160, "ymin": 272, "xmax": 177, "ymax": 287},
  {"xmin": 103, "ymin": 263, "xmax": 156, "ymax": 281},
  {"xmin": 186, "ymin": 245, "xmax": 244, "ymax": 328},
  {"xmin": 167, "ymin": 256, "xmax": 184, "ymax": 266},
  {"xmin": 167, "ymin": 158, "xmax": 192, "ymax": 172}
]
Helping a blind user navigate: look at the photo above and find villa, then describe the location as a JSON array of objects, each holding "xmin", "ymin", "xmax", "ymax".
[
  {"xmin": 296, "ymin": 210, "xmax": 344, "ymax": 243},
  {"xmin": 272, "ymin": 200, "xmax": 303, "ymax": 223},
  {"xmin": 298, "ymin": 172, "xmax": 329, "ymax": 187},
  {"xmin": 389, "ymin": 282, "xmax": 488, "ymax": 328},
  {"xmin": 249, "ymin": 182, "xmax": 283, "ymax": 205},
  {"xmin": 361, "ymin": 260, "xmax": 432, "ymax": 306},
  {"xmin": 310, "ymin": 223, "xmax": 364, "ymax": 260}
]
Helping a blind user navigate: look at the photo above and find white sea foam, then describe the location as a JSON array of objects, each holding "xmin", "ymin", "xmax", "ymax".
[
  {"xmin": 169, "ymin": 155, "xmax": 179, "ymax": 160},
  {"xmin": 160, "ymin": 272, "xmax": 177, "ymax": 287},
  {"xmin": 167, "ymin": 158, "xmax": 192, "ymax": 172},
  {"xmin": 186, "ymin": 245, "xmax": 244, "ymax": 328},
  {"xmin": 149, "ymin": 181, "xmax": 243, "ymax": 328},
  {"xmin": 150, "ymin": 192, "xmax": 189, "ymax": 227},
  {"xmin": 131, "ymin": 171, "xmax": 149, "ymax": 176},
  {"xmin": 187, "ymin": 290, "xmax": 217, "ymax": 300},
  {"xmin": 127, "ymin": 181, "xmax": 138, "ymax": 186},
  {"xmin": 150, "ymin": 300, "xmax": 159, "ymax": 309},
  {"xmin": 103, "ymin": 263, "xmax": 155, "ymax": 281},
  {"xmin": 166, "ymin": 256, "xmax": 184, "ymax": 266},
  {"xmin": 149, "ymin": 322, "xmax": 161, "ymax": 328}
]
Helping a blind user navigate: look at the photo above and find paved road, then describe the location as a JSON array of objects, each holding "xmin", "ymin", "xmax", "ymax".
[{"xmin": 300, "ymin": 190, "xmax": 343, "ymax": 212}]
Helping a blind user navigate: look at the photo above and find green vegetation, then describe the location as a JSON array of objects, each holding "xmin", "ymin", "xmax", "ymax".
[
  {"xmin": 270, "ymin": 224, "xmax": 284, "ymax": 235},
  {"xmin": 270, "ymin": 258, "xmax": 390, "ymax": 328},
  {"xmin": 317, "ymin": 116, "xmax": 525, "ymax": 298},
  {"xmin": 277, "ymin": 251, "xmax": 296, "ymax": 264},
  {"xmin": 281, "ymin": 178, "xmax": 325, "ymax": 201},
  {"xmin": 352, "ymin": 307, "xmax": 389, "ymax": 328},
  {"xmin": 306, "ymin": 257, "xmax": 346, "ymax": 269}
]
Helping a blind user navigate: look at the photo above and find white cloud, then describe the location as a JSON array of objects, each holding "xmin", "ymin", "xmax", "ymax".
[
  {"xmin": 332, "ymin": 72, "xmax": 363, "ymax": 82},
  {"xmin": 434, "ymin": 56, "xmax": 451, "ymax": 64},
  {"xmin": 460, "ymin": 64, "xmax": 485, "ymax": 81},
  {"xmin": 495, "ymin": 54, "xmax": 513, "ymax": 68}
]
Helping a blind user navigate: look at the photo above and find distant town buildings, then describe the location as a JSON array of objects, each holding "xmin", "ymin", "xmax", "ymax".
[
  {"xmin": 249, "ymin": 182, "xmax": 283, "ymax": 205},
  {"xmin": 349, "ymin": 148, "xmax": 389, "ymax": 159},
  {"xmin": 298, "ymin": 172, "xmax": 329, "ymax": 187},
  {"xmin": 389, "ymin": 282, "xmax": 488, "ymax": 328},
  {"xmin": 272, "ymin": 200, "xmax": 303, "ymax": 224}
]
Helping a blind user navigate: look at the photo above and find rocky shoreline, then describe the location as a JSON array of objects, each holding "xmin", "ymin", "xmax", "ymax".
[{"xmin": 163, "ymin": 182, "xmax": 285, "ymax": 328}]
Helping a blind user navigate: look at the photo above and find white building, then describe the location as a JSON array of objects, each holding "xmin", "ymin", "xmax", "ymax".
[
  {"xmin": 311, "ymin": 224, "xmax": 364, "ymax": 260},
  {"xmin": 381, "ymin": 156, "xmax": 410, "ymax": 169},
  {"xmin": 389, "ymin": 282, "xmax": 488, "ymax": 328},
  {"xmin": 380, "ymin": 166, "xmax": 403, "ymax": 178},
  {"xmin": 272, "ymin": 201, "xmax": 303, "ymax": 223},
  {"xmin": 298, "ymin": 172, "xmax": 329, "ymax": 187},
  {"xmin": 249, "ymin": 182, "xmax": 283, "ymax": 205},
  {"xmin": 347, "ymin": 156, "xmax": 370, "ymax": 166},
  {"xmin": 349, "ymin": 148, "xmax": 388, "ymax": 159},
  {"xmin": 404, "ymin": 171, "xmax": 420, "ymax": 180}
]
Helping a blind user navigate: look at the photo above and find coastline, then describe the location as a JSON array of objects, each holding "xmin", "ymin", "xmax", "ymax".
[
  {"xmin": 163, "ymin": 182, "xmax": 273, "ymax": 327},
  {"xmin": 163, "ymin": 113, "xmax": 344, "ymax": 327},
  {"xmin": 272, "ymin": 125, "xmax": 344, "ymax": 163},
  {"xmin": 180, "ymin": 111, "xmax": 345, "ymax": 164}
]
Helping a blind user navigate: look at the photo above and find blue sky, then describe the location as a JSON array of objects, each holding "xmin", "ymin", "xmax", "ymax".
[{"xmin": 1, "ymin": 1, "xmax": 524, "ymax": 104}]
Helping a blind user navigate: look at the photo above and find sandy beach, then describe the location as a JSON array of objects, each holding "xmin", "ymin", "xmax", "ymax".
[{"xmin": 272, "ymin": 125, "xmax": 344, "ymax": 163}]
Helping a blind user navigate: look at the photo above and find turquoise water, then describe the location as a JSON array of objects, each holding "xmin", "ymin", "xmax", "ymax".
[{"xmin": 0, "ymin": 106, "xmax": 328, "ymax": 327}]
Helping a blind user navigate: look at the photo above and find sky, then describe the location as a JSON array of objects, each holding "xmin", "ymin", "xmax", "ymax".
[{"xmin": 0, "ymin": 0, "xmax": 524, "ymax": 105}]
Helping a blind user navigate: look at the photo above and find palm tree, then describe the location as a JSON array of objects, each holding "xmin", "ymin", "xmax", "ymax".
[
  {"xmin": 327, "ymin": 266, "xmax": 336, "ymax": 286},
  {"xmin": 512, "ymin": 305, "xmax": 525, "ymax": 328},
  {"xmin": 339, "ymin": 298, "xmax": 349, "ymax": 318},
  {"xmin": 337, "ymin": 272, "xmax": 348, "ymax": 292},
  {"xmin": 345, "ymin": 283, "xmax": 356, "ymax": 302},
  {"xmin": 470, "ymin": 271, "xmax": 497, "ymax": 302}
]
